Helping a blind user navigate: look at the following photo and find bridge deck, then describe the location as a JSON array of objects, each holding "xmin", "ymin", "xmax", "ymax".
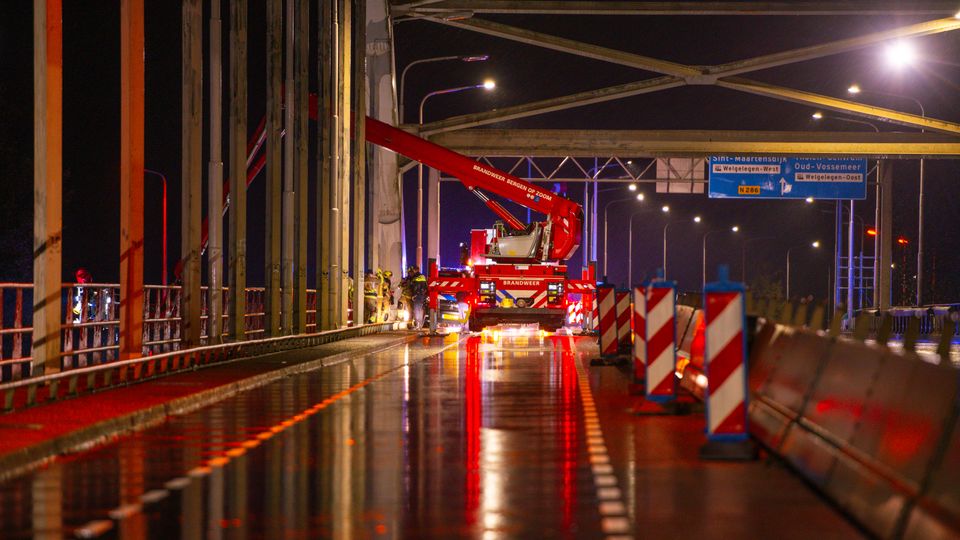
[{"xmin": 0, "ymin": 334, "xmax": 862, "ymax": 538}]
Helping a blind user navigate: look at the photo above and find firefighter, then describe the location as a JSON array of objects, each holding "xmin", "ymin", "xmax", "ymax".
[
  {"xmin": 363, "ymin": 270, "xmax": 378, "ymax": 323},
  {"xmin": 375, "ymin": 269, "xmax": 393, "ymax": 322},
  {"xmin": 401, "ymin": 266, "xmax": 428, "ymax": 329}
]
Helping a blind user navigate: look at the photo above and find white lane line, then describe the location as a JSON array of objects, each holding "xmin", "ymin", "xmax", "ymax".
[
  {"xmin": 164, "ymin": 477, "xmax": 191, "ymax": 490},
  {"xmin": 140, "ymin": 489, "xmax": 170, "ymax": 504},
  {"xmin": 573, "ymin": 349, "xmax": 632, "ymax": 539},
  {"xmin": 107, "ymin": 503, "xmax": 142, "ymax": 520}
]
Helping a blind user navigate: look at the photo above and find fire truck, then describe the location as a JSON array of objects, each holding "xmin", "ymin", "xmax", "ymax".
[{"xmin": 365, "ymin": 117, "xmax": 596, "ymax": 332}]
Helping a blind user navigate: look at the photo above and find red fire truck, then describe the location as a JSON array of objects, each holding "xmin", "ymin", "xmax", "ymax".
[{"xmin": 365, "ymin": 117, "xmax": 596, "ymax": 332}]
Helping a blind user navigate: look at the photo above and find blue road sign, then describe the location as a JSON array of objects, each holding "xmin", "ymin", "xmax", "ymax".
[{"xmin": 708, "ymin": 157, "xmax": 867, "ymax": 200}]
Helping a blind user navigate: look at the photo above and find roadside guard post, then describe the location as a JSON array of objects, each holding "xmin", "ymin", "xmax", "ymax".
[
  {"xmin": 428, "ymin": 259, "xmax": 440, "ymax": 335},
  {"xmin": 615, "ymin": 290, "xmax": 631, "ymax": 353},
  {"xmin": 592, "ymin": 284, "xmax": 619, "ymax": 364},
  {"xmin": 644, "ymin": 272, "xmax": 678, "ymax": 405},
  {"xmin": 630, "ymin": 285, "xmax": 647, "ymax": 394},
  {"xmin": 699, "ymin": 265, "xmax": 757, "ymax": 460}
]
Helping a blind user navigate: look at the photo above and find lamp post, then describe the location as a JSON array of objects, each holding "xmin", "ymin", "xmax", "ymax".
[
  {"xmin": 144, "ymin": 169, "xmax": 168, "ymax": 285},
  {"xmin": 660, "ymin": 210, "xmax": 698, "ymax": 279},
  {"xmin": 703, "ymin": 226, "xmax": 738, "ymax": 288},
  {"xmin": 398, "ymin": 54, "xmax": 489, "ymax": 123},
  {"xmin": 848, "ymin": 83, "xmax": 926, "ymax": 306},
  {"xmin": 416, "ymin": 80, "xmax": 495, "ymax": 269},
  {"xmin": 602, "ymin": 192, "xmax": 644, "ymax": 277},
  {"xmin": 786, "ymin": 241, "xmax": 820, "ymax": 299}
]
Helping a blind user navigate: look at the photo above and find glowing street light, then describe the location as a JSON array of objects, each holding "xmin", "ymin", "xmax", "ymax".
[
  {"xmin": 805, "ymin": 197, "xmax": 814, "ymax": 204},
  {"xmin": 482, "ymin": 79, "xmax": 496, "ymax": 90},
  {"xmin": 693, "ymin": 216, "xmax": 702, "ymax": 223},
  {"xmin": 636, "ymin": 193, "xmax": 645, "ymax": 201},
  {"xmin": 811, "ymin": 111, "xmax": 823, "ymax": 120},
  {"xmin": 731, "ymin": 225, "xmax": 740, "ymax": 233},
  {"xmin": 628, "ymin": 183, "xmax": 637, "ymax": 191},
  {"xmin": 661, "ymin": 205, "xmax": 670, "ymax": 213},
  {"xmin": 885, "ymin": 41, "xmax": 916, "ymax": 69}
]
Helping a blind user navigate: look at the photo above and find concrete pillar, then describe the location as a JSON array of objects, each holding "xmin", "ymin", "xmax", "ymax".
[
  {"xmin": 366, "ymin": 0, "xmax": 404, "ymax": 284},
  {"xmin": 264, "ymin": 0, "xmax": 282, "ymax": 336},
  {"xmin": 281, "ymin": 0, "xmax": 295, "ymax": 333},
  {"xmin": 427, "ymin": 167, "xmax": 440, "ymax": 268},
  {"xmin": 337, "ymin": 0, "xmax": 352, "ymax": 327},
  {"xmin": 352, "ymin": 0, "xmax": 367, "ymax": 326},
  {"xmin": 294, "ymin": 0, "xmax": 309, "ymax": 333},
  {"xmin": 181, "ymin": 0, "xmax": 203, "ymax": 347},
  {"xmin": 33, "ymin": 0, "xmax": 63, "ymax": 375},
  {"xmin": 120, "ymin": 0, "xmax": 145, "ymax": 360},
  {"xmin": 208, "ymin": 0, "xmax": 224, "ymax": 343},
  {"xmin": 228, "ymin": 0, "xmax": 248, "ymax": 341},
  {"xmin": 878, "ymin": 160, "xmax": 893, "ymax": 310},
  {"xmin": 317, "ymin": 0, "xmax": 333, "ymax": 330}
]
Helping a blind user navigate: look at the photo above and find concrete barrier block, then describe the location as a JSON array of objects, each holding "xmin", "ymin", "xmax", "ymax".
[
  {"xmin": 825, "ymin": 351, "xmax": 958, "ymax": 538},
  {"xmin": 903, "ymin": 410, "xmax": 960, "ymax": 540}
]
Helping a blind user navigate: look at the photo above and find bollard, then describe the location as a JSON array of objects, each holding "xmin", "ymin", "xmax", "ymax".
[
  {"xmin": 590, "ymin": 285, "xmax": 620, "ymax": 365},
  {"xmin": 629, "ymin": 286, "xmax": 646, "ymax": 394},
  {"xmin": 641, "ymin": 272, "xmax": 679, "ymax": 410},
  {"xmin": 700, "ymin": 265, "xmax": 757, "ymax": 461}
]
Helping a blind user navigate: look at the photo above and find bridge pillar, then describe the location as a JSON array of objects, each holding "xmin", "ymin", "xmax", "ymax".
[
  {"xmin": 33, "ymin": 0, "xmax": 63, "ymax": 375},
  {"xmin": 207, "ymin": 0, "xmax": 224, "ymax": 344},
  {"xmin": 317, "ymin": 0, "xmax": 334, "ymax": 329},
  {"xmin": 265, "ymin": 0, "xmax": 282, "ymax": 336},
  {"xmin": 427, "ymin": 167, "xmax": 440, "ymax": 267},
  {"xmin": 366, "ymin": 0, "xmax": 404, "ymax": 294},
  {"xmin": 181, "ymin": 0, "xmax": 203, "ymax": 347},
  {"xmin": 228, "ymin": 0, "xmax": 248, "ymax": 341},
  {"xmin": 120, "ymin": 0, "xmax": 145, "ymax": 359},
  {"xmin": 351, "ymin": 0, "xmax": 367, "ymax": 326},
  {"xmin": 294, "ymin": 0, "xmax": 309, "ymax": 333},
  {"xmin": 335, "ymin": 0, "xmax": 353, "ymax": 328}
]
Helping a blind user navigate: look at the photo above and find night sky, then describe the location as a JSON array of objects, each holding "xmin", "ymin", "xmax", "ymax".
[{"xmin": 1, "ymin": 3, "xmax": 958, "ymax": 305}]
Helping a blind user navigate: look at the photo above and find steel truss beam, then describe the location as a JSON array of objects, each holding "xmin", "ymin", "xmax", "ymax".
[
  {"xmin": 418, "ymin": 16, "xmax": 960, "ymax": 136},
  {"xmin": 393, "ymin": 1, "xmax": 960, "ymax": 16},
  {"xmin": 429, "ymin": 129, "xmax": 960, "ymax": 159}
]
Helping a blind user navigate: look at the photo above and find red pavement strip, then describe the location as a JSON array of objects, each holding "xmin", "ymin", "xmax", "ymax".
[{"xmin": 0, "ymin": 332, "xmax": 416, "ymax": 481}]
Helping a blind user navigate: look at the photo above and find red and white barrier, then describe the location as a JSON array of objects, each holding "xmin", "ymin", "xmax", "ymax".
[
  {"xmin": 645, "ymin": 282, "xmax": 676, "ymax": 402},
  {"xmin": 632, "ymin": 286, "xmax": 646, "ymax": 383},
  {"xmin": 615, "ymin": 290, "xmax": 631, "ymax": 352},
  {"xmin": 596, "ymin": 286, "xmax": 618, "ymax": 357},
  {"xmin": 704, "ymin": 289, "xmax": 748, "ymax": 439}
]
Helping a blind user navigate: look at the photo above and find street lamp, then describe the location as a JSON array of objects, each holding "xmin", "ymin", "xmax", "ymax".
[
  {"xmin": 786, "ymin": 241, "xmax": 821, "ymax": 299},
  {"xmin": 398, "ymin": 54, "xmax": 489, "ymax": 123},
  {"xmin": 602, "ymin": 192, "xmax": 645, "ymax": 277},
  {"xmin": 848, "ymin": 83, "xmax": 926, "ymax": 306},
  {"xmin": 144, "ymin": 169, "xmax": 168, "ymax": 285},
  {"xmin": 812, "ymin": 111, "xmax": 880, "ymax": 132},
  {"xmin": 884, "ymin": 41, "xmax": 916, "ymax": 69},
  {"xmin": 662, "ymin": 212, "xmax": 697, "ymax": 279},
  {"xmin": 703, "ymin": 226, "xmax": 739, "ymax": 288},
  {"xmin": 417, "ymin": 81, "xmax": 495, "ymax": 269}
]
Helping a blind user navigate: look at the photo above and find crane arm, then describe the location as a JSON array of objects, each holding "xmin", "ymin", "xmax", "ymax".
[{"xmin": 364, "ymin": 116, "xmax": 582, "ymax": 261}]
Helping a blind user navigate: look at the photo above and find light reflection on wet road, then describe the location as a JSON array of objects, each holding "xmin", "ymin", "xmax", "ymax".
[{"xmin": 0, "ymin": 333, "xmax": 608, "ymax": 539}]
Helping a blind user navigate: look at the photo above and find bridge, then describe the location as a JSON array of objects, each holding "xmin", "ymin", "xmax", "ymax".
[{"xmin": 1, "ymin": 1, "xmax": 960, "ymax": 538}]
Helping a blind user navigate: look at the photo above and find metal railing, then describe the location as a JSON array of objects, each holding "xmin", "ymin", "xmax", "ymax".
[
  {"xmin": 0, "ymin": 283, "xmax": 329, "ymax": 383},
  {"xmin": 1, "ymin": 321, "xmax": 400, "ymax": 414}
]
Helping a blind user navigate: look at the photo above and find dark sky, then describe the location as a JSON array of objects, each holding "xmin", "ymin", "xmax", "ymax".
[{"xmin": 0, "ymin": 3, "xmax": 958, "ymax": 305}]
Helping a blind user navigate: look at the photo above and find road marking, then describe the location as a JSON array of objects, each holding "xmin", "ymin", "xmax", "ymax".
[
  {"xmin": 74, "ymin": 519, "xmax": 114, "ymax": 538},
  {"xmin": 571, "ymin": 347, "xmax": 633, "ymax": 539}
]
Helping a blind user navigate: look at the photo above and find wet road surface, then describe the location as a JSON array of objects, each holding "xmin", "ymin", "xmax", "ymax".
[{"xmin": 0, "ymin": 332, "xmax": 861, "ymax": 539}]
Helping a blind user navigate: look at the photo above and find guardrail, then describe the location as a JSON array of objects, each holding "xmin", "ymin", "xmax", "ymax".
[
  {"xmin": 1, "ymin": 321, "xmax": 401, "ymax": 414},
  {"xmin": 1, "ymin": 283, "xmax": 324, "ymax": 382}
]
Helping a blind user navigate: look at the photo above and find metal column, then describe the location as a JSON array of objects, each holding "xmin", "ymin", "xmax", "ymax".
[
  {"xmin": 181, "ymin": 0, "xmax": 203, "ymax": 347},
  {"xmin": 120, "ymin": 0, "xmax": 145, "ymax": 360},
  {"xmin": 265, "ymin": 0, "xmax": 282, "ymax": 336},
  {"xmin": 427, "ymin": 167, "xmax": 440, "ymax": 267},
  {"xmin": 281, "ymin": 0, "xmax": 296, "ymax": 333},
  {"xmin": 228, "ymin": 0, "xmax": 248, "ymax": 341},
  {"xmin": 317, "ymin": 0, "xmax": 334, "ymax": 330},
  {"xmin": 208, "ymin": 0, "xmax": 225, "ymax": 343},
  {"xmin": 33, "ymin": 0, "xmax": 63, "ymax": 375},
  {"xmin": 352, "ymin": 0, "xmax": 367, "ymax": 326},
  {"xmin": 294, "ymin": 0, "xmax": 309, "ymax": 333},
  {"xmin": 339, "ymin": 0, "xmax": 353, "ymax": 328},
  {"xmin": 878, "ymin": 161, "xmax": 893, "ymax": 309}
]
